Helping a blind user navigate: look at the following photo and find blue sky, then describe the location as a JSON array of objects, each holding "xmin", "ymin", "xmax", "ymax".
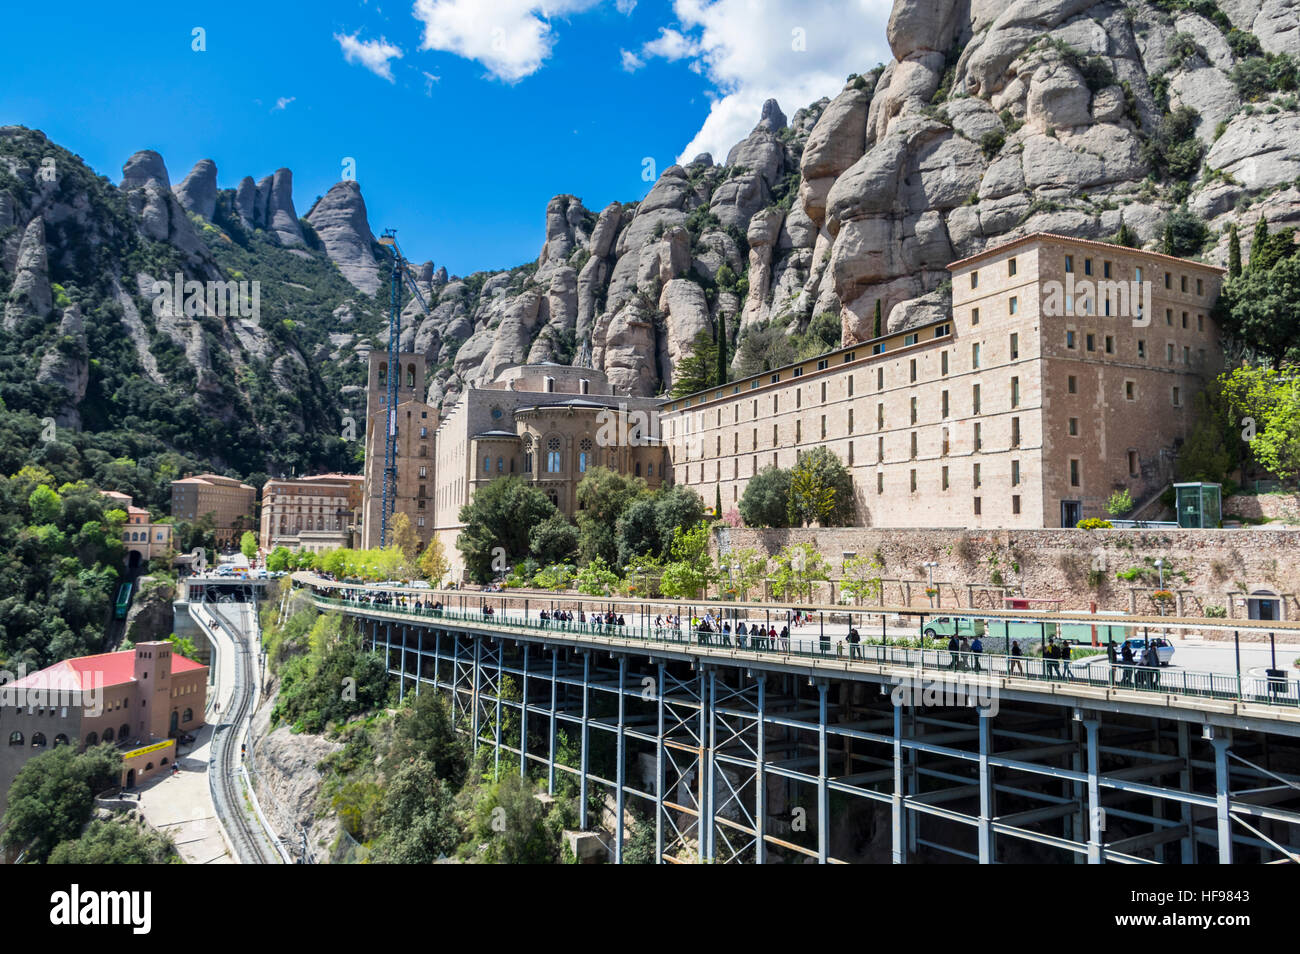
[{"xmin": 0, "ymin": 0, "xmax": 891, "ymax": 277}]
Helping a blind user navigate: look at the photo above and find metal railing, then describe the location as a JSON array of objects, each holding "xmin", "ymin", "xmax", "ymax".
[{"xmin": 306, "ymin": 592, "xmax": 1300, "ymax": 710}]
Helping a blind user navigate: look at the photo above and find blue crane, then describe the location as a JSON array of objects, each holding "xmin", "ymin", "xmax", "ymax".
[{"xmin": 375, "ymin": 229, "xmax": 433, "ymax": 548}]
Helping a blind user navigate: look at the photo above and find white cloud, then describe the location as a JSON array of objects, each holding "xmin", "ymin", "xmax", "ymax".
[
  {"xmin": 273, "ymin": 96, "xmax": 296, "ymax": 111},
  {"xmin": 334, "ymin": 31, "xmax": 405, "ymax": 82},
  {"xmin": 411, "ymin": 0, "xmax": 602, "ymax": 84},
  {"xmin": 642, "ymin": 27, "xmax": 698, "ymax": 61},
  {"xmin": 635, "ymin": 0, "xmax": 893, "ymax": 164},
  {"xmin": 620, "ymin": 48, "xmax": 644, "ymax": 72},
  {"xmin": 422, "ymin": 70, "xmax": 441, "ymax": 96},
  {"xmin": 616, "ymin": 0, "xmax": 637, "ymax": 13}
]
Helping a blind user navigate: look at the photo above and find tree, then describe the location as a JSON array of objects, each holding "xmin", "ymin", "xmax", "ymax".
[
  {"xmin": 1215, "ymin": 252, "xmax": 1300, "ymax": 368},
  {"xmin": 457, "ymin": 477, "xmax": 557, "ymax": 582},
  {"xmin": 840, "ymin": 553, "xmax": 884, "ymax": 605},
  {"xmin": 1222, "ymin": 364, "xmax": 1300, "ymax": 479},
  {"xmin": 529, "ymin": 513, "xmax": 579, "ymax": 565},
  {"xmin": 390, "ymin": 691, "xmax": 467, "ymax": 784},
  {"xmin": 714, "ymin": 485, "xmax": 722, "ymax": 518},
  {"xmin": 417, "ymin": 537, "xmax": 450, "ymax": 584},
  {"xmin": 658, "ymin": 522, "xmax": 715, "ymax": 599},
  {"xmin": 1251, "ymin": 216, "xmax": 1270, "ymax": 270},
  {"xmin": 375, "ymin": 758, "xmax": 459, "ymax": 864},
  {"xmin": 47, "ymin": 819, "xmax": 175, "ymax": 864},
  {"xmin": 1177, "ymin": 383, "xmax": 1238, "ymax": 484},
  {"xmin": 28, "ymin": 484, "xmax": 60, "ymax": 525},
  {"xmin": 575, "ymin": 555, "xmax": 621, "ymax": 595},
  {"xmin": 266, "ymin": 546, "xmax": 292, "ymax": 572},
  {"xmin": 770, "ymin": 542, "xmax": 830, "ymax": 603},
  {"xmin": 872, "ymin": 298, "xmax": 882, "ymax": 339},
  {"xmin": 1228, "ymin": 223, "xmax": 1242, "ymax": 278},
  {"xmin": 389, "ymin": 512, "xmax": 419, "ymax": 564},
  {"xmin": 239, "ymin": 530, "xmax": 258, "ymax": 562},
  {"xmin": 1105, "ymin": 489, "xmax": 1135, "ymax": 516},
  {"xmin": 738, "ymin": 466, "xmax": 792, "ymax": 528},
  {"xmin": 1160, "ymin": 207, "xmax": 1209, "ymax": 258},
  {"xmin": 724, "ymin": 546, "xmax": 769, "ymax": 600},
  {"xmin": 787, "ymin": 447, "xmax": 855, "ymax": 527},
  {"xmin": 575, "ymin": 468, "xmax": 645, "ymax": 565},
  {"xmin": 2, "ymin": 744, "xmax": 121, "ymax": 863},
  {"xmin": 671, "ymin": 329, "xmax": 718, "ymax": 397}
]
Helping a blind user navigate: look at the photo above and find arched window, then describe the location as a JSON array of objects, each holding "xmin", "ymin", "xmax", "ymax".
[
  {"xmin": 183, "ymin": 708, "xmax": 193, "ymax": 723},
  {"xmin": 160, "ymin": 758, "xmax": 169, "ymax": 766},
  {"xmin": 145, "ymin": 762, "xmax": 154, "ymax": 771},
  {"xmin": 119, "ymin": 724, "xmax": 130, "ymax": 742},
  {"xmin": 378, "ymin": 362, "xmax": 387, "ymax": 386},
  {"xmin": 31, "ymin": 733, "xmax": 46, "ymax": 748},
  {"xmin": 103, "ymin": 727, "xmax": 115, "ymax": 743},
  {"xmin": 85, "ymin": 731, "xmax": 98, "ymax": 747},
  {"xmin": 522, "ymin": 435, "xmax": 533, "ymax": 474},
  {"xmin": 53, "ymin": 734, "xmax": 68, "ymax": 747},
  {"xmin": 497, "ymin": 457, "xmax": 504, "ymax": 473},
  {"xmin": 483, "ymin": 456, "xmax": 491, "ymax": 474},
  {"xmin": 579, "ymin": 437, "xmax": 593, "ymax": 474},
  {"xmin": 8, "ymin": 731, "xmax": 22, "ymax": 746},
  {"xmin": 547, "ymin": 437, "xmax": 562, "ymax": 474},
  {"xmin": 406, "ymin": 364, "xmax": 416, "ymax": 388}
]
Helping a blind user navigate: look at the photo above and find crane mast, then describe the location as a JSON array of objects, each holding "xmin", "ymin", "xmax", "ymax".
[{"xmin": 375, "ymin": 229, "xmax": 432, "ymax": 548}]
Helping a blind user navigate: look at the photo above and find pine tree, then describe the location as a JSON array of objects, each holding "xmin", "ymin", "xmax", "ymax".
[
  {"xmin": 1250, "ymin": 216, "xmax": 1269, "ymax": 270},
  {"xmin": 715, "ymin": 311, "xmax": 727, "ymax": 386},
  {"xmin": 1228, "ymin": 223, "xmax": 1242, "ymax": 277},
  {"xmin": 714, "ymin": 485, "xmax": 722, "ymax": 518},
  {"xmin": 872, "ymin": 299, "xmax": 882, "ymax": 339}
]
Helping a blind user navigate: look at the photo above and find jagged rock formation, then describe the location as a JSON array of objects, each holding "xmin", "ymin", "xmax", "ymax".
[
  {"xmin": 306, "ymin": 181, "xmax": 381, "ymax": 294},
  {"xmin": 174, "ymin": 158, "xmax": 218, "ymax": 220}
]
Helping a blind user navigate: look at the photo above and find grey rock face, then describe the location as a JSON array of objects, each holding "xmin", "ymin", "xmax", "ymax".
[
  {"xmin": 306, "ymin": 180, "xmax": 380, "ymax": 294},
  {"xmin": 174, "ymin": 159, "xmax": 218, "ymax": 220},
  {"xmin": 267, "ymin": 168, "xmax": 303, "ymax": 247},
  {"xmin": 3, "ymin": 216, "xmax": 52, "ymax": 331}
]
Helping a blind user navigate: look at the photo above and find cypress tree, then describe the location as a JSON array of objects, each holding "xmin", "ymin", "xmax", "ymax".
[
  {"xmin": 715, "ymin": 485, "xmax": 723, "ymax": 518},
  {"xmin": 1250, "ymin": 216, "xmax": 1269, "ymax": 270},
  {"xmin": 715, "ymin": 311, "xmax": 727, "ymax": 386},
  {"xmin": 1228, "ymin": 223, "xmax": 1242, "ymax": 277},
  {"xmin": 872, "ymin": 299, "xmax": 882, "ymax": 339}
]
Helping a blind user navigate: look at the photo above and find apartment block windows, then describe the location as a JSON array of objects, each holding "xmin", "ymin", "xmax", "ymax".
[
  {"xmin": 941, "ymin": 352, "xmax": 949, "ymax": 376},
  {"xmin": 877, "ymin": 367, "xmax": 884, "ymax": 390},
  {"xmin": 1012, "ymin": 495, "xmax": 1021, "ymax": 515},
  {"xmin": 974, "ymin": 497, "xmax": 982, "ymax": 516},
  {"xmin": 1105, "ymin": 335, "xmax": 1114, "ymax": 354},
  {"xmin": 941, "ymin": 426, "xmax": 950, "ymax": 456},
  {"xmin": 878, "ymin": 436, "xmax": 885, "ymax": 463},
  {"xmin": 1011, "ymin": 416, "xmax": 1021, "ymax": 447},
  {"xmin": 1010, "ymin": 332, "xmax": 1019, "ymax": 360},
  {"xmin": 1167, "ymin": 343, "xmax": 1175, "ymax": 362},
  {"xmin": 1084, "ymin": 258, "xmax": 1092, "ymax": 276},
  {"xmin": 910, "ymin": 469, "xmax": 918, "ymax": 493},
  {"xmin": 942, "ymin": 465, "xmax": 949, "ymax": 490},
  {"xmin": 1008, "ymin": 257, "xmax": 1017, "ymax": 277},
  {"xmin": 910, "ymin": 396, "xmax": 918, "ymax": 424},
  {"xmin": 877, "ymin": 472, "xmax": 884, "ymax": 494},
  {"xmin": 1011, "ymin": 376, "xmax": 1020, "ymax": 408},
  {"xmin": 848, "ymin": 375, "xmax": 855, "ymax": 396},
  {"xmin": 848, "ymin": 408, "xmax": 854, "ymax": 433},
  {"xmin": 971, "ymin": 307, "xmax": 980, "ymax": 326},
  {"xmin": 877, "ymin": 403, "xmax": 885, "ymax": 430},
  {"xmin": 1128, "ymin": 450, "xmax": 1139, "ymax": 477},
  {"xmin": 1009, "ymin": 296, "xmax": 1018, "ymax": 315},
  {"xmin": 1068, "ymin": 375, "xmax": 1077, "ymax": 394},
  {"xmin": 971, "ymin": 270, "xmax": 979, "ymax": 289},
  {"xmin": 973, "ymin": 422, "xmax": 982, "ymax": 451},
  {"xmin": 972, "ymin": 383, "xmax": 981, "ymax": 414},
  {"xmin": 1066, "ymin": 330, "xmax": 1076, "ymax": 350},
  {"xmin": 1011, "ymin": 459, "xmax": 1020, "ymax": 486},
  {"xmin": 1070, "ymin": 458, "xmax": 1080, "ymax": 487},
  {"xmin": 820, "ymin": 415, "xmax": 827, "ymax": 440},
  {"xmin": 910, "ymin": 359, "xmax": 917, "ymax": 383},
  {"xmin": 1086, "ymin": 333, "xmax": 1096, "ymax": 352},
  {"xmin": 973, "ymin": 462, "xmax": 981, "ymax": 488},
  {"xmin": 821, "ymin": 382, "xmax": 827, "ymax": 403},
  {"xmin": 1137, "ymin": 339, "xmax": 1146, "ymax": 359},
  {"xmin": 1125, "ymin": 380, "xmax": 1136, "ymax": 401},
  {"xmin": 1172, "ymin": 386, "xmax": 1182, "ymax": 407},
  {"xmin": 910, "ymin": 432, "xmax": 918, "ymax": 459},
  {"xmin": 942, "ymin": 390, "xmax": 950, "ymax": 418},
  {"xmin": 1065, "ymin": 255, "xmax": 1074, "ymax": 273},
  {"xmin": 972, "ymin": 343, "xmax": 981, "ymax": 368},
  {"xmin": 1197, "ymin": 278, "xmax": 1204, "ymax": 296},
  {"xmin": 1068, "ymin": 417, "xmax": 1079, "ymax": 436}
]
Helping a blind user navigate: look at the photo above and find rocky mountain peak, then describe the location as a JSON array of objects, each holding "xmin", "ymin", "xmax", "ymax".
[
  {"xmin": 120, "ymin": 150, "xmax": 170, "ymax": 190},
  {"xmin": 305, "ymin": 179, "xmax": 380, "ymax": 294},
  {"xmin": 174, "ymin": 158, "xmax": 218, "ymax": 220}
]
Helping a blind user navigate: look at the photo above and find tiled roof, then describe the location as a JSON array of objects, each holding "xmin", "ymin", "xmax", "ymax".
[{"xmin": 7, "ymin": 649, "xmax": 206, "ymax": 692}]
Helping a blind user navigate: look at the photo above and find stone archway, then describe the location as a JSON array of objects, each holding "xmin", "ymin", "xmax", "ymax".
[{"xmin": 1247, "ymin": 587, "xmax": 1283, "ymax": 621}]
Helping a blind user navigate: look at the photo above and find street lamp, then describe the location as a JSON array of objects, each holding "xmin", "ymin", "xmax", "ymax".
[
  {"xmin": 923, "ymin": 561, "xmax": 939, "ymax": 607},
  {"xmin": 1154, "ymin": 558, "xmax": 1165, "ymax": 618}
]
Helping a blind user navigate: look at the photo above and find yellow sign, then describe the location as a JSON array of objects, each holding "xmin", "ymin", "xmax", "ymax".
[{"xmin": 122, "ymin": 739, "xmax": 173, "ymax": 760}]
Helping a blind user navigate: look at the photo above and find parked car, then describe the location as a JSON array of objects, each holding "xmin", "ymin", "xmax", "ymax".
[
  {"xmin": 409, "ymin": 580, "xmax": 431, "ymax": 589},
  {"xmin": 1121, "ymin": 637, "xmax": 1175, "ymax": 666},
  {"xmin": 252, "ymin": 569, "xmax": 268, "ymax": 580}
]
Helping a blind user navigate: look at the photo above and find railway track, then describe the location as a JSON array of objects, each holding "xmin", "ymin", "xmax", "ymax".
[{"xmin": 207, "ymin": 603, "xmax": 280, "ymax": 864}]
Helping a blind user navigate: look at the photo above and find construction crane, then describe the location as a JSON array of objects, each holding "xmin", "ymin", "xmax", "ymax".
[{"xmin": 375, "ymin": 229, "xmax": 433, "ymax": 548}]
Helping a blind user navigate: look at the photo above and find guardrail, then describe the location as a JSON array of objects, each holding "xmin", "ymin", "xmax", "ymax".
[{"xmin": 307, "ymin": 592, "xmax": 1300, "ymax": 710}]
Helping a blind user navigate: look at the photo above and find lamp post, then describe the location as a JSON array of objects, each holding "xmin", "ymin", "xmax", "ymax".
[
  {"xmin": 923, "ymin": 561, "xmax": 938, "ymax": 607},
  {"xmin": 1155, "ymin": 558, "xmax": 1165, "ymax": 620}
]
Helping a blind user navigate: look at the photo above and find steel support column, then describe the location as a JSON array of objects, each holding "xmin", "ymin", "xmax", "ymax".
[
  {"xmin": 1213, "ymin": 734, "xmax": 1233, "ymax": 864},
  {"xmin": 756, "ymin": 675, "xmax": 767, "ymax": 865},
  {"xmin": 818, "ymin": 681, "xmax": 829, "ymax": 864},
  {"xmin": 615, "ymin": 655, "xmax": 627, "ymax": 863},
  {"xmin": 1085, "ymin": 717, "xmax": 1102, "ymax": 864},
  {"xmin": 579, "ymin": 652, "xmax": 591, "ymax": 830},
  {"xmin": 978, "ymin": 706, "xmax": 994, "ymax": 864},
  {"xmin": 893, "ymin": 702, "xmax": 906, "ymax": 864}
]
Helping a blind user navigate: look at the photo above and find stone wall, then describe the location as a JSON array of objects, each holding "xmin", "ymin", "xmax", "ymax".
[
  {"xmin": 713, "ymin": 525, "xmax": 1300, "ymax": 618},
  {"xmin": 1224, "ymin": 493, "xmax": 1300, "ymax": 526}
]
